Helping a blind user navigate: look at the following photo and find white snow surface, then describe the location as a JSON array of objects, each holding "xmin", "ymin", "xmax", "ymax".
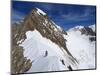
[
  {"xmin": 69, "ymin": 25, "xmax": 84, "ymax": 31},
  {"xmin": 18, "ymin": 24, "xmax": 95, "ymax": 72},
  {"xmin": 36, "ymin": 8, "xmax": 46, "ymax": 15},
  {"xmin": 19, "ymin": 29, "xmax": 74, "ymax": 72},
  {"xmin": 89, "ymin": 24, "xmax": 95, "ymax": 32},
  {"xmin": 64, "ymin": 29, "xmax": 95, "ymax": 69}
]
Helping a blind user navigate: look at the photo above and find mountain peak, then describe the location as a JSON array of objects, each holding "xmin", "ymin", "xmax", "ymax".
[
  {"xmin": 12, "ymin": 8, "xmax": 78, "ymax": 73},
  {"xmin": 89, "ymin": 24, "xmax": 95, "ymax": 32},
  {"xmin": 67, "ymin": 25, "xmax": 96, "ymax": 38},
  {"xmin": 36, "ymin": 8, "xmax": 46, "ymax": 15},
  {"xmin": 74, "ymin": 25, "xmax": 84, "ymax": 29}
]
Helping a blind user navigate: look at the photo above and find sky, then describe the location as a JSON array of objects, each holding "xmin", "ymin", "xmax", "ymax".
[{"xmin": 12, "ymin": 1, "xmax": 96, "ymax": 30}]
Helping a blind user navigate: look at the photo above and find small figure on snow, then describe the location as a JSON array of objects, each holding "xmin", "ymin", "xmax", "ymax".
[
  {"xmin": 68, "ymin": 65, "xmax": 73, "ymax": 71},
  {"xmin": 44, "ymin": 50, "xmax": 48, "ymax": 57},
  {"xmin": 60, "ymin": 59, "xmax": 65, "ymax": 65}
]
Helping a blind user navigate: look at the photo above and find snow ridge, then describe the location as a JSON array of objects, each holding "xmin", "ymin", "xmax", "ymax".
[{"xmin": 36, "ymin": 8, "xmax": 46, "ymax": 15}]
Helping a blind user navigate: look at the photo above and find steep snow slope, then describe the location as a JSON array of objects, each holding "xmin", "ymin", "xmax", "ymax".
[
  {"xmin": 19, "ymin": 29, "xmax": 75, "ymax": 72},
  {"xmin": 64, "ymin": 25, "xmax": 95, "ymax": 69},
  {"xmin": 13, "ymin": 8, "xmax": 78, "ymax": 73}
]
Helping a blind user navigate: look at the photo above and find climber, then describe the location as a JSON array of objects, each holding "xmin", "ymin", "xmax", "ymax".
[
  {"xmin": 60, "ymin": 59, "xmax": 65, "ymax": 65},
  {"xmin": 68, "ymin": 65, "xmax": 73, "ymax": 71},
  {"xmin": 44, "ymin": 50, "xmax": 48, "ymax": 57}
]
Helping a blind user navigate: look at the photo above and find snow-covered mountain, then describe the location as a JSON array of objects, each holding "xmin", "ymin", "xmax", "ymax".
[
  {"xmin": 64, "ymin": 25, "xmax": 96, "ymax": 69},
  {"xmin": 11, "ymin": 8, "xmax": 96, "ymax": 74}
]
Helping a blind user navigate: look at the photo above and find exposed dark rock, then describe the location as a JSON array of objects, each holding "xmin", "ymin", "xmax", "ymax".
[
  {"xmin": 80, "ymin": 26, "xmax": 95, "ymax": 36},
  {"xmin": 11, "ymin": 45, "xmax": 32, "ymax": 74},
  {"xmin": 60, "ymin": 59, "xmax": 65, "ymax": 65},
  {"xmin": 89, "ymin": 37, "xmax": 96, "ymax": 42},
  {"xmin": 11, "ymin": 23, "xmax": 32, "ymax": 74},
  {"xmin": 21, "ymin": 8, "xmax": 75, "ymax": 61},
  {"xmin": 67, "ymin": 65, "xmax": 73, "ymax": 71},
  {"xmin": 11, "ymin": 8, "xmax": 77, "ymax": 74}
]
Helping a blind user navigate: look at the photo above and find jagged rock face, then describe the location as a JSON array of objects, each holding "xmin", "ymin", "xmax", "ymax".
[
  {"xmin": 80, "ymin": 27, "xmax": 96, "ymax": 36},
  {"xmin": 71, "ymin": 26, "xmax": 96, "ymax": 42},
  {"xmin": 17, "ymin": 8, "xmax": 70, "ymax": 55},
  {"xmin": 89, "ymin": 37, "xmax": 96, "ymax": 42},
  {"xmin": 23, "ymin": 9, "xmax": 65, "ymax": 47},
  {"xmin": 79, "ymin": 27, "xmax": 96, "ymax": 42},
  {"xmin": 11, "ymin": 8, "xmax": 77, "ymax": 74},
  {"xmin": 11, "ymin": 45, "xmax": 32, "ymax": 74},
  {"xmin": 11, "ymin": 23, "xmax": 32, "ymax": 74}
]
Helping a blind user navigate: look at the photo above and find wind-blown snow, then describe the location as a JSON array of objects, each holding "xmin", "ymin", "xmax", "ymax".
[
  {"xmin": 19, "ymin": 29, "xmax": 73, "ymax": 72},
  {"xmin": 36, "ymin": 8, "xmax": 46, "ymax": 15},
  {"xmin": 64, "ymin": 29, "xmax": 95, "ymax": 69}
]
